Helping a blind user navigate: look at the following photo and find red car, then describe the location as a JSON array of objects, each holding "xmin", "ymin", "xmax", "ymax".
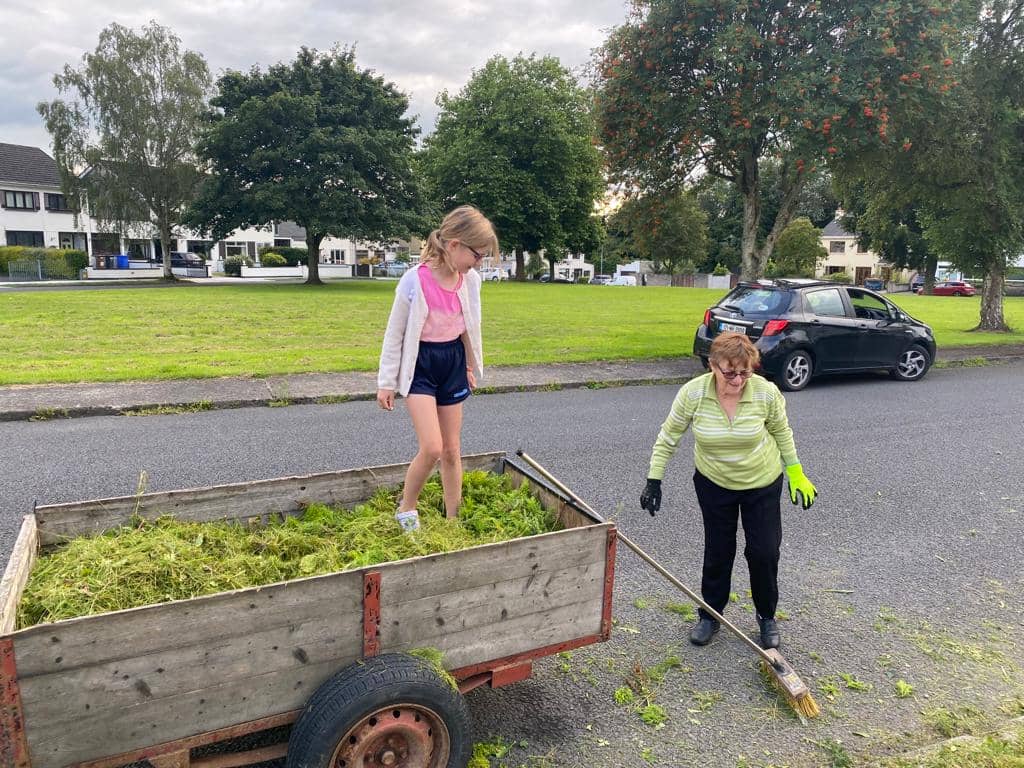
[{"xmin": 916, "ymin": 280, "xmax": 976, "ymax": 296}]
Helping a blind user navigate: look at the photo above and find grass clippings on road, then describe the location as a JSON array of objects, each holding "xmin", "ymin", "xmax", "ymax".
[{"xmin": 2, "ymin": 281, "xmax": 1023, "ymax": 385}]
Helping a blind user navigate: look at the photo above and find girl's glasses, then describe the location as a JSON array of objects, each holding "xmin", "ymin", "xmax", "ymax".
[{"xmin": 466, "ymin": 244, "xmax": 488, "ymax": 261}]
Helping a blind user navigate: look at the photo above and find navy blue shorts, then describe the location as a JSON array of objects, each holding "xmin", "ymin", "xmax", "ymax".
[{"xmin": 408, "ymin": 339, "xmax": 471, "ymax": 406}]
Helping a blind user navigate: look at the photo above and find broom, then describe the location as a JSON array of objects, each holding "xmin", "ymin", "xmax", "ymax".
[{"xmin": 516, "ymin": 450, "xmax": 820, "ymax": 721}]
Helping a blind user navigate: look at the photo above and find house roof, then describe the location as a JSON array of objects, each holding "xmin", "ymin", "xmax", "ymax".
[
  {"xmin": 820, "ymin": 218, "xmax": 853, "ymax": 238},
  {"xmin": 0, "ymin": 143, "xmax": 62, "ymax": 187}
]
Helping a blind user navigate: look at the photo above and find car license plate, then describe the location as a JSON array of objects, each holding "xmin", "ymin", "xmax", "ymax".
[{"xmin": 720, "ymin": 321, "xmax": 746, "ymax": 334}]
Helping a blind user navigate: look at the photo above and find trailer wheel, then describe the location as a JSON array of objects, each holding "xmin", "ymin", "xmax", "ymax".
[{"xmin": 287, "ymin": 653, "xmax": 471, "ymax": 768}]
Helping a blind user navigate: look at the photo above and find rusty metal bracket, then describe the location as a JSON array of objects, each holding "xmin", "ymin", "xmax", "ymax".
[
  {"xmin": 362, "ymin": 571, "xmax": 382, "ymax": 657},
  {"xmin": 0, "ymin": 638, "xmax": 30, "ymax": 768},
  {"xmin": 601, "ymin": 526, "xmax": 617, "ymax": 641}
]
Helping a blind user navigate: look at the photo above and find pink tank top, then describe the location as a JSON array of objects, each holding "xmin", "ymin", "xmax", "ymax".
[{"xmin": 418, "ymin": 264, "xmax": 466, "ymax": 341}]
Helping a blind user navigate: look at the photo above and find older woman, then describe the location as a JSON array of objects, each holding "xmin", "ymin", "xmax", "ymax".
[{"xmin": 640, "ymin": 332, "xmax": 817, "ymax": 649}]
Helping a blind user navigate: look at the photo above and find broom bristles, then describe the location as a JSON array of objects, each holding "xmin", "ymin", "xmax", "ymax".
[{"xmin": 759, "ymin": 657, "xmax": 821, "ymax": 720}]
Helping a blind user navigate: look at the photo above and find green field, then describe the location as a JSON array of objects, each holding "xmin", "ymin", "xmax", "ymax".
[{"xmin": 0, "ymin": 281, "xmax": 1021, "ymax": 385}]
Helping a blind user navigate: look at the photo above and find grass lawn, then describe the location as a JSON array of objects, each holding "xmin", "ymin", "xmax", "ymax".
[{"xmin": 1, "ymin": 281, "xmax": 1022, "ymax": 385}]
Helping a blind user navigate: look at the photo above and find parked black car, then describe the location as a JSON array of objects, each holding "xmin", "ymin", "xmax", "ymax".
[{"xmin": 693, "ymin": 279, "xmax": 937, "ymax": 391}]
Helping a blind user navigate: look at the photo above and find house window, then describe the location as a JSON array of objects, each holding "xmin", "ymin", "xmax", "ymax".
[
  {"xmin": 355, "ymin": 249, "xmax": 369, "ymax": 261},
  {"xmin": 224, "ymin": 242, "xmax": 248, "ymax": 258},
  {"xmin": 5, "ymin": 230, "xmax": 45, "ymax": 247},
  {"xmin": 826, "ymin": 265, "xmax": 845, "ymax": 275},
  {"xmin": 274, "ymin": 238, "xmax": 291, "ymax": 248},
  {"xmin": 3, "ymin": 191, "xmax": 38, "ymax": 210},
  {"xmin": 329, "ymin": 249, "xmax": 344, "ymax": 263},
  {"xmin": 856, "ymin": 241, "xmax": 868, "ymax": 254},
  {"xmin": 187, "ymin": 240, "xmax": 213, "ymax": 257},
  {"xmin": 829, "ymin": 241, "xmax": 846, "ymax": 254},
  {"xmin": 45, "ymin": 193, "xmax": 72, "ymax": 212}
]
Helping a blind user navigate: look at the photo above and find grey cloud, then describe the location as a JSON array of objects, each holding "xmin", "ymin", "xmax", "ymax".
[{"xmin": 1, "ymin": 0, "xmax": 626, "ymax": 152}]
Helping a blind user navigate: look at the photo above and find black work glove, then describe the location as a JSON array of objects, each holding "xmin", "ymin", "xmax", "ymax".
[{"xmin": 640, "ymin": 478, "xmax": 662, "ymax": 516}]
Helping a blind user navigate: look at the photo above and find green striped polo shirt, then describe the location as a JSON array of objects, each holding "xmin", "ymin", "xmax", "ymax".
[{"xmin": 648, "ymin": 372, "xmax": 799, "ymax": 490}]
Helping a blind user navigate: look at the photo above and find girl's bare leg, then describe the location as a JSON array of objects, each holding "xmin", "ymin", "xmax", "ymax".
[
  {"xmin": 437, "ymin": 401, "xmax": 465, "ymax": 517},
  {"xmin": 399, "ymin": 395, "xmax": 443, "ymax": 512}
]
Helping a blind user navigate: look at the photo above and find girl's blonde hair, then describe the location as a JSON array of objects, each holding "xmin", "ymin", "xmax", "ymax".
[{"xmin": 420, "ymin": 205, "xmax": 499, "ymax": 271}]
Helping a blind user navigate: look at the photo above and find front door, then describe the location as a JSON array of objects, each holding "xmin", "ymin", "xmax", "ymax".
[
  {"xmin": 855, "ymin": 266, "xmax": 871, "ymax": 285},
  {"xmin": 802, "ymin": 287, "xmax": 861, "ymax": 371}
]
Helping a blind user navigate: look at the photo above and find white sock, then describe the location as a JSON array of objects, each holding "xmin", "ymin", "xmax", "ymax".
[{"xmin": 395, "ymin": 508, "xmax": 420, "ymax": 532}]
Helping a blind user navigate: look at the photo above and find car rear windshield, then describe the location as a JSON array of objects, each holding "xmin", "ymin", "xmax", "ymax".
[{"xmin": 717, "ymin": 286, "xmax": 793, "ymax": 317}]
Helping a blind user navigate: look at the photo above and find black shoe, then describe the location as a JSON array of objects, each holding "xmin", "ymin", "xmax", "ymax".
[
  {"xmin": 689, "ymin": 617, "xmax": 720, "ymax": 646},
  {"xmin": 758, "ymin": 615, "xmax": 780, "ymax": 649}
]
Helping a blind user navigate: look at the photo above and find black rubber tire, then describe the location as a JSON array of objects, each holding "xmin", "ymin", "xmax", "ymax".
[
  {"xmin": 890, "ymin": 343, "xmax": 932, "ymax": 382},
  {"xmin": 286, "ymin": 654, "xmax": 472, "ymax": 768},
  {"xmin": 699, "ymin": 356, "xmax": 710, "ymax": 370},
  {"xmin": 952, "ymin": 291, "xmax": 962, "ymax": 296},
  {"xmin": 777, "ymin": 350, "xmax": 813, "ymax": 391}
]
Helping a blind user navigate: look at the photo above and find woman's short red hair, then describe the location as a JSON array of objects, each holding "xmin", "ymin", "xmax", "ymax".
[{"xmin": 709, "ymin": 332, "xmax": 760, "ymax": 369}]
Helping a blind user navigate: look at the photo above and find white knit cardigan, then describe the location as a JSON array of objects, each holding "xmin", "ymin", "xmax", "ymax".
[{"xmin": 377, "ymin": 266, "xmax": 483, "ymax": 396}]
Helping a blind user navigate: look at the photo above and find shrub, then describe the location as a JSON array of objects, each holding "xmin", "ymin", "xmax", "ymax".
[
  {"xmin": 258, "ymin": 245, "xmax": 307, "ymax": 266},
  {"xmin": 0, "ymin": 246, "xmax": 27, "ymax": 273},
  {"xmin": 712, "ymin": 262, "xmax": 729, "ymax": 276},
  {"xmin": 828, "ymin": 271, "xmax": 852, "ymax": 283},
  {"xmin": 260, "ymin": 252, "xmax": 287, "ymax": 267},
  {"xmin": 223, "ymin": 256, "xmax": 253, "ymax": 277}
]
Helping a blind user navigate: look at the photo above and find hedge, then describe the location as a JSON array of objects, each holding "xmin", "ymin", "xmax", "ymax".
[
  {"xmin": 0, "ymin": 246, "xmax": 89, "ymax": 277},
  {"xmin": 257, "ymin": 245, "xmax": 307, "ymax": 266},
  {"xmin": 260, "ymin": 253, "xmax": 286, "ymax": 267},
  {"xmin": 223, "ymin": 256, "xmax": 253, "ymax": 277}
]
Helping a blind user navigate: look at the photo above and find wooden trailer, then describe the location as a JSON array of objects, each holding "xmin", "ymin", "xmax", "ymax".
[{"xmin": 0, "ymin": 452, "xmax": 616, "ymax": 768}]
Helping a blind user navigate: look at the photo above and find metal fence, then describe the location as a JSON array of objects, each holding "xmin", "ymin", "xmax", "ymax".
[{"xmin": 6, "ymin": 256, "xmax": 82, "ymax": 281}]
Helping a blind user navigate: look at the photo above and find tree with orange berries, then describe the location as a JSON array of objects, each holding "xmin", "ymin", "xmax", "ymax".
[{"xmin": 596, "ymin": 0, "xmax": 969, "ymax": 280}]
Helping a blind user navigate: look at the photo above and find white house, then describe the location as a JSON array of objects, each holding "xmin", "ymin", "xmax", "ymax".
[
  {"xmin": 1, "ymin": 142, "xmax": 419, "ymax": 275},
  {"xmin": 817, "ymin": 218, "xmax": 911, "ymax": 285}
]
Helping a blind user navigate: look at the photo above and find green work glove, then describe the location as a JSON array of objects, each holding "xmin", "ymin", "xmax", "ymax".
[{"xmin": 785, "ymin": 464, "xmax": 818, "ymax": 510}]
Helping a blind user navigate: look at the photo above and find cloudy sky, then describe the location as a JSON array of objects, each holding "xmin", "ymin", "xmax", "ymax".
[{"xmin": 1, "ymin": 0, "xmax": 630, "ymax": 153}]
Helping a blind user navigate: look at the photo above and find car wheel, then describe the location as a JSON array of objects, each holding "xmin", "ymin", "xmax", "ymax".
[
  {"xmin": 699, "ymin": 356, "xmax": 709, "ymax": 370},
  {"xmin": 952, "ymin": 291, "xmax": 962, "ymax": 296},
  {"xmin": 891, "ymin": 344, "xmax": 931, "ymax": 382},
  {"xmin": 778, "ymin": 350, "xmax": 813, "ymax": 391}
]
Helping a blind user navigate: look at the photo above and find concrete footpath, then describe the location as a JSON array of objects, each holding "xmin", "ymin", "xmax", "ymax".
[{"xmin": 1, "ymin": 345, "xmax": 1023, "ymax": 422}]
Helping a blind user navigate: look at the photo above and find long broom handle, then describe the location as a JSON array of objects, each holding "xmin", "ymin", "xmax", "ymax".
[{"xmin": 516, "ymin": 450, "xmax": 778, "ymax": 667}]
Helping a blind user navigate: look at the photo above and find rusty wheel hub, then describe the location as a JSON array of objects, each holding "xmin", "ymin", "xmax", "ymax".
[{"xmin": 332, "ymin": 705, "xmax": 449, "ymax": 768}]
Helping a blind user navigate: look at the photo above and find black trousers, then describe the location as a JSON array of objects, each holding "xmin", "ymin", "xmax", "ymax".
[{"xmin": 693, "ymin": 469, "xmax": 783, "ymax": 622}]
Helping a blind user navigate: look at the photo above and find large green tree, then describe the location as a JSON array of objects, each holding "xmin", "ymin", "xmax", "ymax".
[
  {"xmin": 38, "ymin": 22, "xmax": 211, "ymax": 278},
  {"xmin": 187, "ymin": 47, "xmax": 424, "ymax": 285},
  {"xmin": 610, "ymin": 190, "xmax": 709, "ymax": 274},
  {"xmin": 596, "ymin": 0, "xmax": 967, "ymax": 281},
  {"xmin": 419, "ymin": 54, "xmax": 604, "ymax": 281},
  {"xmin": 835, "ymin": 0, "xmax": 1022, "ymax": 330},
  {"xmin": 768, "ymin": 217, "xmax": 826, "ymax": 277}
]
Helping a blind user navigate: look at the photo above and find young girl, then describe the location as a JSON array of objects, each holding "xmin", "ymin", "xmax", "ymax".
[{"xmin": 377, "ymin": 205, "xmax": 498, "ymax": 531}]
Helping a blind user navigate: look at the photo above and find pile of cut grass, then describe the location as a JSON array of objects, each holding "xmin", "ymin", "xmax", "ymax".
[{"xmin": 18, "ymin": 471, "xmax": 559, "ymax": 629}]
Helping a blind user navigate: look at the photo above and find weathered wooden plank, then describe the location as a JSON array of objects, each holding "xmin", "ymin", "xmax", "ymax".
[
  {"xmin": 379, "ymin": 560, "xmax": 604, "ymax": 647},
  {"xmin": 378, "ymin": 525, "xmax": 609, "ymax": 602},
  {"xmin": 33, "ymin": 453, "xmax": 504, "ymax": 546},
  {"xmin": 13, "ymin": 570, "xmax": 363, "ymax": 678},
  {"xmin": 0, "ymin": 515, "xmax": 37, "ymax": 635},
  {"xmin": 383, "ymin": 596, "xmax": 606, "ymax": 671},
  {"xmin": 20, "ymin": 611, "xmax": 362, "ymax": 725},
  {"xmin": 24, "ymin": 657, "xmax": 346, "ymax": 768}
]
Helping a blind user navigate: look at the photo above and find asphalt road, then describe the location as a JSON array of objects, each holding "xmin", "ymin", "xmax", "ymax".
[{"xmin": 2, "ymin": 362, "xmax": 1022, "ymax": 767}]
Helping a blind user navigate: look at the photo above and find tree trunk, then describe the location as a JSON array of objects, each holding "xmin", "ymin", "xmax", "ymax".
[
  {"xmin": 922, "ymin": 253, "xmax": 938, "ymax": 294},
  {"xmin": 515, "ymin": 247, "xmax": 526, "ymax": 281},
  {"xmin": 755, "ymin": 169, "xmax": 807, "ymax": 272},
  {"xmin": 975, "ymin": 262, "xmax": 1009, "ymax": 331},
  {"xmin": 305, "ymin": 232, "xmax": 324, "ymax": 285},
  {"xmin": 159, "ymin": 223, "xmax": 174, "ymax": 280},
  {"xmin": 738, "ymin": 153, "xmax": 762, "ymax": 281}
]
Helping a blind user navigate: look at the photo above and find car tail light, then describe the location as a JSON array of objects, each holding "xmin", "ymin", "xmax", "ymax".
[
  {"xmin": 704, "ymin": 309, "xmax": 711, "ymax": 328},
  {"xmin": 763, "ymin": 319, "xmax": 789, "ymax": 336}
]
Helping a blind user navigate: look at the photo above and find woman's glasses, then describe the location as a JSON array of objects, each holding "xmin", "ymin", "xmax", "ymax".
[{"xmin": 718, "ymin": 368, "xmax": 753, "ymax": 380}]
